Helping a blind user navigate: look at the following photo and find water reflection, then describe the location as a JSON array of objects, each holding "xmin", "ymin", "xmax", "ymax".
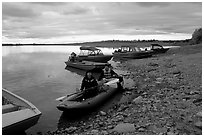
[
  {"xmin": 2, "ymin": 46, "xmax": 115, "ymax": 57},
  {"xmin": 2, "ymin": 46, "xmax": 81, "ymax": 56},
  {"xmin": 65, "ymin": 66, "xmax": 87, "ymax": 76},
  {"xmin": 65, "ymin": 66, "xmax": 103, "ymax": 80}
]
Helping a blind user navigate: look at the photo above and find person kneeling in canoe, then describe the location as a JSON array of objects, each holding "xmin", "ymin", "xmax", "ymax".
[
  {"xmin": 98, "ymin": 64, "xmax": 124, "ymax": 87},
  {"xmin": 80, "ymin": 71, "xmax": 98, "ymax": 100}
]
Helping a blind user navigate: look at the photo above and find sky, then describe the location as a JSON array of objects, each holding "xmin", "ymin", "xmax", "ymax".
[{"xmin": 2, "ymin": 2, "xmax": 202, "ymax": 44}]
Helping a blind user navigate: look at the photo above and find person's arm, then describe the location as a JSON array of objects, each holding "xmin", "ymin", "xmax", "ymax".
[
  {"xmin": 111, "ymin": 70, "xmax": 118, "ymax": 77},
  {"xmin": 93, "ymin": 78, "xmax": 98, "ymax": 87},
  {"xmin": 98, "ymin": 71, "xmax": 104, "ymax": 81},
  {"xmin": 80, "ymin": 78, "xmax": 85, "ymax": 91}
]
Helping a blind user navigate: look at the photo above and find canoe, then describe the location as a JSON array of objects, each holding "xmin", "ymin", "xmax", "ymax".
[
  {"xmin": 65, "ymin": 60, "xmax": 108, "ymax": 71},
  {"xmin": 151, "ymin": 44, "xmax": 170, "ymax": 54},
  {"xmin": 113, "ymin": 46, "xmax": 153, "ymax": 59},
  {"xmin": 2, "ymin": 88, "xmax": 42, "ymax": 134},
  {"xmin": 57, "ymin": 79, "xmax": 121, "ymax": 113},
  {"xmin": 77, "ymin": 46, "xmax": 113, "ymax": 63}
]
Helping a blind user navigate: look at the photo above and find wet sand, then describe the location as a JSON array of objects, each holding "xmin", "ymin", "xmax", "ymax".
[{"xmin": 49, "ymin": 44, "xmax": 202, "ymax": 135}]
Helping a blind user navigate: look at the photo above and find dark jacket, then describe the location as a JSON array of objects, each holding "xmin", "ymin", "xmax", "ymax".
[{"xmin": 80, "ymin": 76, "xmax": 98, "ymax": 91}]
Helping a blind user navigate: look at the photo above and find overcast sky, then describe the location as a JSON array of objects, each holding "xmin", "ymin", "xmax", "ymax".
[{"xmin": 2, "ymin": 2, "xmax": 202, "ymax": 44}]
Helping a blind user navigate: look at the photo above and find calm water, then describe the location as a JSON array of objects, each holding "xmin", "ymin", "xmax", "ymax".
[{"xmin": 2, "ymin": 45, "xmax": 116, "ymax": 134}]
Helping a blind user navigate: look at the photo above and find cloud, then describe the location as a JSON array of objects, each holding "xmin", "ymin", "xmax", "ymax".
[
  {"xmin": 2, "ymin": 2, "xmax": 202, "ymax": 43},
  {"xmin": 29, "ymin": 2, "xmax": 68, "ymax": 6},
  {"xmin": 62, "ymin": 7, "xmax": 90, "ymax": 15},
  {"xmin": 137, "ymin": 2, "xmax": 170, "ymax": 7},
  {"xmin": 2, "ymin": 3, "xmax": 39, "ymax": 18}
]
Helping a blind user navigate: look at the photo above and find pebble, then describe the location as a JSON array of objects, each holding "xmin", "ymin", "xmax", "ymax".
[
  {"xmin": 193, "ymin": 98, "xmax": 202, "ymax": 104},
  {"xmin": 194, "ymin": 121, "xmax": 202, "ymax": 129},
  {"xmin": 118, "ymin": 104, "xmax": 128, "ymax": 111},
  {"xmin": 107, "ymin": 125, "xmax": 114, "ymax": 129},
  {"xmin": 90, "ymin": 129, "xmax": 99, "ymax": 134},
  {"xmin": 172, "ymin": 70, "xmax": 181, "ymax": 74},
  {"xmin": 148, "ymin": 125, "xmax": 167, "ymax": 134},
  {"xmin": 186, "ymin": 116, "xmax": 193, "ymax": 122},
  {"xmin": 148, "ymin": 62, "xmax": 159, "ymax": 67},
  {"xmin": 64, "ymin": 127, "xmax": 77, "ymax": 134},
  {"xmin": 112, "ymin": 123, "xmax": 136, "ymax": 133},
  {"xmin": 190, "ymin": 90, "xmax": 200, "ymax": 95},
  {"xmin": 112, "ymin": 115, "xmax": 124, "ymax": 122},
  {"xmin": 98, "ymin": 122, "xmax": 104, "ymax": 127},
  {"xmin": 125, "ymin": 91, "xmax": 132, "ymax": 95},
  {"xmin": 138, "ymin": 128, "xmax": 145, "ymax": 132},
  {"xmin": 167, "ymin": 131, "xmax": 176, "ymax": 135},
  {"xmin": 155, "ymin": 81, "xmax": 162, "ymax": 84},
  {"xmin": 196, "ymin": 111, "xmax": 202, "ymax": 117},
  {"xmin": 99, "ymin": 111, "xmax": 107, "ymax": 116},
  {"xmin": 132, "ymin": 96, "xmax": 143, "ymax": 104},
  {"xmin": 101, "ymin": 130, "xmax": 108, "ymax": 135},
  {"xmin": 156, "ymin": 77, "xmax": 163, "ymax": 81}
]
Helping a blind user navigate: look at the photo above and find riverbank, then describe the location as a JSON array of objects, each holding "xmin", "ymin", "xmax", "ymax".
[{"xmin": 48, "ymin": 44, "xmax": 202, "ymax": 135}]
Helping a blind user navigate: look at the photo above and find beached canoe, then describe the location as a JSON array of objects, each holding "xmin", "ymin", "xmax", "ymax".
[
  {"xmin": 77, "ymin": 46, "xmax": 113, "ymax": 63},
  {"xmin": 113, "ymin": 46, "xmax": 153, "ymax": 59},
  {"xmin": 65, "ymin": 60, "xmax": 108, "ymax": 71},
  {"xmin": 2, "ymin": 88, "xmax": 42, "ymax": 134},
  {"xmin": 57, "ymin": 79, "xmax": 121, "ymax": 112}
]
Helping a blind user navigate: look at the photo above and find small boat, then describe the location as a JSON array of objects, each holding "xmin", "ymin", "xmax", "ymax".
[
  {"xmin": 77, "ymin": 46, "xmax": 113, "ymax": 63},
  {"xmin": 113, "ymin": 46, "xmax": 153, "ymax": 59},
  {"xmin": 2, "ymin": 88, "xmax": 42, "ymax": 134},
  {"xmin": 57, "ymin": 79, "xmax": 121, "ymax": 112},
  {"xmin": 65, "ymin": 60, "xmax": 108, "ymax": 71},
  {"xmin": 150, "ymin": 44, "xmax": 170, "ymax": 54}
]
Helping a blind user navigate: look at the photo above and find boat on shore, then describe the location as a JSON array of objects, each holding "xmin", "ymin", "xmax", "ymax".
[
  {"xmin": 77, "ymin": 46, "xmax": 113, "ymax": 63},
  {"xmin": 2, "ymin": 88, "xmax": 42, "ymax": 135},
  {"xmin": 113, "ymin": 46, "xmax": 153, "ymax": 59},
  {"xmin": 57, "ymin": 78, "xmax": 122, "ymax": 113},
  {"xmin": 65, "ymin": 60, "xmax": 108, "ymax": 71},
  {"xmin": 150, "ymin": 44, "xmax": 170, "ymax": 54}
]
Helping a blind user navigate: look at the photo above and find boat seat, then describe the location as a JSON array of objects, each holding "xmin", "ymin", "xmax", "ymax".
[{"xmin": 2, "ymin": 104, "xmax": 19, "ymax": 114}]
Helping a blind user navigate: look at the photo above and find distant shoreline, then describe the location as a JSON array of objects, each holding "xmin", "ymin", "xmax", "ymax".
[{"xmin": 2, "ymin": 39, "xmax": 191, "ymax": 47}]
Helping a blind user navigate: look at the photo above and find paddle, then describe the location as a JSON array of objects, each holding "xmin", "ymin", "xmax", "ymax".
[
  {"xmin": 105, "ymin": 78, "xmax": 119, "ymax": 85},
  {"xmin": 55, "ymin": 86, "xmax": 99, "ymax": 101},
  {"xmin": 55, "ymin": 91, "xmax": 82, "ymax": 101},
  {"xmin": 56, "ymin": 78, "xmax": 119, "ymax": 101}
]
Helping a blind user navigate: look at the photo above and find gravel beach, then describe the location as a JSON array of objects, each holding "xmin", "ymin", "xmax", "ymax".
[{"xmin": 49, "ymin": 44, "xmax": 202, "ymax": 135}]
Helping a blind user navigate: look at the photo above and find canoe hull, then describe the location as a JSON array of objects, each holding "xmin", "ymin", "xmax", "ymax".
[
  {"xmin": 3, "ymin": 114, "xmax": 41, "ymax": 135},
  {"xmin": 57, "ymin": 85, "xmax": 120, "ymax": 113},
  {"xmin": 2, "ymin": 89, "xmax": 42, "ymax": 134}
]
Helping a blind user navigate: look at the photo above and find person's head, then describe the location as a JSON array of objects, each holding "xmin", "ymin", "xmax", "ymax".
[
  {"xmin": 104, "ymin": 64, "xmax": 111, "ymax": 71},
  {"xmin": 86, "ymin": 71, "xmax": 93, "ymax": 79},
  {"xmin": 71, "ymin": 52, "xmax": 76, "ymax": 57}
]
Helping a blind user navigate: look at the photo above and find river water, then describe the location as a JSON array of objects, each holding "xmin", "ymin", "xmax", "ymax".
[{"xmin": 2, "ymin": 45, "xmax": 124, "ymax": 134}]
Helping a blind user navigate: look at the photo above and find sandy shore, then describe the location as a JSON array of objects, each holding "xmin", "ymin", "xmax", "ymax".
[{"xmin": 48, "ymin": 44, "xmax": 202, "ymax": 135}]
